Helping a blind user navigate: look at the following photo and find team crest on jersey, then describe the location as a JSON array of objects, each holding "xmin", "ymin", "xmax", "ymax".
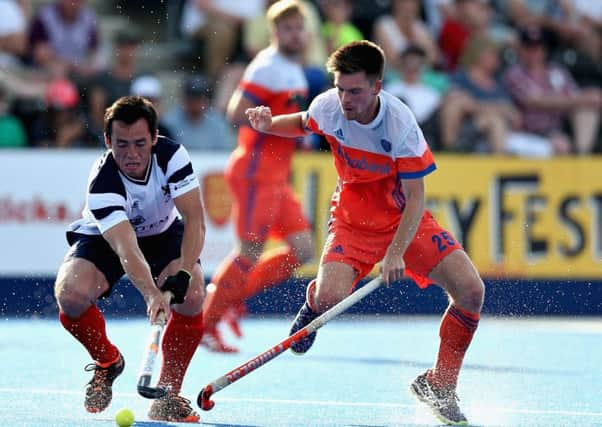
[
  {"xmin": 334, "ymin": 128, "xmax": 345, "ymax": 140},
  {"xmin": 202, "ymin": 172, "xmax": 232, "ymax": 226},
  {"xmin": 380, "ymin": 139, "xmax": 392, "ymax": 152}
]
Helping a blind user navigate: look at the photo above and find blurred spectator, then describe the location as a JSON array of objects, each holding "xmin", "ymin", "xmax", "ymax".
[
  {"xmin": 243, "ymin": 0, "xmax": 329, "ymax": 102},
  {"xmin": 0, "ymin": 81, "xmax": 28, "ymax": 148},
  {"xmin": 503, "ymin": 27, "xmax": 601, "ymax": 154},
  {"xmin": 318, "ymin": 0, "xmax": 363, "ymax": 54},
  {"xmin": 385, "ymin": 45, "xmax": 443, "ymax": 148},
  {"xmin": 440, "ymin": 36, "xmax": 525, "ymax": 154},
  {"xmin": 373, "ymin": 0, "xmax": 441, "ymax": 68},
  {"xmin": 438, "ymin": 0, "xmax": 491, "ymax": 71},
  {"xmin": 163, "ymin": 75, "xmax": 236, "ymax": 150},
  {"xmin": 180, "ymin": 0, "xmax": 264, "ymax": 80},
  {"xmin": 88, "ymin": 28, "xmax": 142, "ymax": 134},
  {"xmin": 507, "ymin": 0, "xmax": 601, "ymax": 87},
  {"xmin": 28, "ymin": 0, "xmax": 101, "ymax": 79},
  {"xmin": 30, "ymin": 77, "xmax": 98, "ymax": 148},
  {"xmin": 0, "ymin": 0, "xmax": 28, "ymax": 69},
  {"xmin": 423, "ymin": 0, "xmax": 455, "ymax": 38},
  {"xmin": 130, "ymin": 75, "xmax": 175, "ymax": 141}
]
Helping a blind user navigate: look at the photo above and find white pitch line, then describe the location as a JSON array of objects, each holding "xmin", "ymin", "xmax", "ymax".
[{"xmin": 1, "ymin": 388, "xmax": 601, "ymax": 418}]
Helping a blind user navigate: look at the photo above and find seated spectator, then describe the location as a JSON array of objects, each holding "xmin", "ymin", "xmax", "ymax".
[
  {"xmin": 440, "ymin": 36, "xmax": 525, "ymax": 154},
  {"xmin": 0, "ymin": 0, "xmax": 27, "ymax": 69},
  {"xmin": 130, "ymin": 74, "xmax": 175, "ymax": 140},
  {"xmin": 30, "ymin": 77, "xmax": 99, "ymax": 148},
  {"xmin": 0, "ymin": 81, "xmax": 28, "ymax": 148},
  {"xmin": 503, "ymin": 27, "xmax": 601, "ymax": 154},
  {"xmin": 373, "ymin": 0, "xmax": 441, "ymax": 69},
  {"xmin": 163, "ymin": 75, "xmax": 236, "ymax": 151},
  {"xmin": 180, "ymin": 0, "xmax": 263, "ymax": 80},
  {"xmin": 88, "ymin": 28, "xmax": 142, "ymax": 134},
  {"xmin": 318, "ymin": 0, "xmax": 363, "ymax": 54},
  {"xmin": 385, "ymin": 45, "xmax": 443, "ymax": 148},
  {"xmin": 438, "ymin": 0, "xmax": 491, "ymax": 71},
  {"xmin": 28, "ymin": 0, "xmax": 102, "ymax": 80}
]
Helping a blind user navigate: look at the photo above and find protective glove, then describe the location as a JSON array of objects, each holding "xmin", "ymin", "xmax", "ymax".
[{"xmin": 161, "ymin": 269, "xmax": 191, "ymax": 304}]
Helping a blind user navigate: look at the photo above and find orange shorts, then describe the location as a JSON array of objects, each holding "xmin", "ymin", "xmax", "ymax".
[
  {"xmin": 322, "ymin": 210, "xmax": 463, "ymax": 289},
  {"xmin": 228, "ymin": 179, "xmax": 311, "ymax": 243}
]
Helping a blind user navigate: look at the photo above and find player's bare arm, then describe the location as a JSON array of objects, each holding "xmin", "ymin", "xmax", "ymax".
[
  {"xmin": 381, "ymin": 177, "xmax": 425, "ymax": 285},
  {"xmin": 226, "ymin": 88, "xmax": 257, "ymax": 126},
  {"xmin": 245, "ymin": 106, "xmax": 308, "ymax": 137},
  {"xmin": 173, "ymin": 187, "xmax": 206, "ymax": 274},
  {"xmin": 103, "ymin": 220, "xmax": 170, "ymax": 322}
]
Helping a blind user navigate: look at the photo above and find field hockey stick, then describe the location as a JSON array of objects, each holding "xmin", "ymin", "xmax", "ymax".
[
  {"xmin": 136, "ymin": 291, "xmax": 173, "ymax": 399},
  {"xmin": 197, "ymin": 275, "xmax": 383, "ymax": 411}
]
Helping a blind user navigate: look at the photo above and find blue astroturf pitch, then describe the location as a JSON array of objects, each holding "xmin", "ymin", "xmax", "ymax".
[{"xmin": 1, "ymin": 315, "xmax": 601, "ymax": 427}]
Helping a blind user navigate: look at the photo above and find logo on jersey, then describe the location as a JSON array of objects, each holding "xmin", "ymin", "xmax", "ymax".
[
  {"xmin": 330, "ymin": 244, "xmax": 344, "ymax": 254},
  {"xmin": 334, "ymin": 128, "xmax": 345, "ymax": 140},
  {"xmin": 130, "ymin": 215, "xmax": 145, "ymax": 226},
  {"xmin": 380, "ymin": 139, "xmax": 392, "ymax": 152}
]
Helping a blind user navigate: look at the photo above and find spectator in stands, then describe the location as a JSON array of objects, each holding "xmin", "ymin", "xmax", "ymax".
[
  {"xmin": 318, "ymin": 0, "xmax": 363, "ymax": 54},
  {"xmin": 503, "ymin": 27, "xmax": 601, "ymax": 154},
  {"xmin": 30, "ymin": 77, "xmax": 98, "ymax": 148},
  {"xmin": 385, "ymin": 45, "xmax": 443, "ymax": 149},
  {"xmin": 438, "ymin": 0, "xmax": 491, "ymax": 71},
  {"xmin": 28, "ymin": 0, "xmax": 101, "ymax": 79},
  {"xmin": 0, "ymin": 81, "xmax": 28, "ymax": 148},
  {"xmin": 0, "ymin": 0, "xmax": 28, "ymax": 69},
  {"xmin": 163, "ymin": 75, "xmax": 235, "ymax": 151},
  {"xmin": 88, "ymin": 28, "xmax": 142, "ymax": 135},
  {"xmin": 507, "ymin": 0, "xmax": 601, "ymax": 88},
  {"xmin": 442, "ymin": 36, "xmax": 523, "ymax": 154},
  {"xmin": 130, "ymin": 74, "xmax": 175, "ymax": 141},
  {"xmin": 373, "ymin": 0, "xmax": 441, "ymax": 69},
  {"xmin": 179, "ymin": 0, "xmax": 264, "ymax": 80}
]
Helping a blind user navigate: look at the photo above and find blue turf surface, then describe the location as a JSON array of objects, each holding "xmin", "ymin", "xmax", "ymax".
[{"xmin": 2, "ymin": 315, "xmax": 601, "ymax": 426}]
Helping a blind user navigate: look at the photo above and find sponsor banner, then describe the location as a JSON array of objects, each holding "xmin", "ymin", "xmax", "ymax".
[
  {"xmin": 292, "ymin": 154, "xmax": 602, "ymax": 279},
  {"xmin": 0, "ymin": 149, "xmax": 234, "ymax": 276},
  {"xmin": 2, "ymin": 151, "xmax": 601, "ymax": 279}
]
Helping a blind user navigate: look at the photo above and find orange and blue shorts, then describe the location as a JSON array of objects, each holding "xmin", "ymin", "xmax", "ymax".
[
  {"xmin": 322, "ymin": 210, "xmax": 463, "ymax": 289},
  {"xmin": 228, "ymin": 178, "xmax": 311, "ymax": 243}
]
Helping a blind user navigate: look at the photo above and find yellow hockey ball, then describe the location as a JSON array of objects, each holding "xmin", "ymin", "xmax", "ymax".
[{"xmin": 115, "ymin": 407, "xmax": 135, "ymax": 427}]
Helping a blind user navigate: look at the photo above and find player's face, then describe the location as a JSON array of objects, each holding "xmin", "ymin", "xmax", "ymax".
[
  {"xmin": 105, "ymin": 118, "xmax": 157, "ymax": 179},
  {"xmin": 334, "ymin": 71, "xmax": 382, "ymax": 124},
  {"xmin": 274, "ymin": 13, "xmax": 306, "ymax": 56}
]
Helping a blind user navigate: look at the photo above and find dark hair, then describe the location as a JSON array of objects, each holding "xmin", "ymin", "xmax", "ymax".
[
  {"xmin": 104, "ymin": 96, "xmax": 158, "ymax": 138},
  {"xmin": 326, "ymin": 40, "xmax": 385, "ymax": 81}
]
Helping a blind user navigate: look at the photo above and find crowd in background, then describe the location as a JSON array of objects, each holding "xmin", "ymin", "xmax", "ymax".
[{"xmin": 0, "ymin": 0, "xmax": 600, "ymax": 156}]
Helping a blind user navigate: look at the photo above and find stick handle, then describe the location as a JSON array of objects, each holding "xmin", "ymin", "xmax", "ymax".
[{"xmin": 197, "ymin": 275, "xmax": 382, "ymax": 408}]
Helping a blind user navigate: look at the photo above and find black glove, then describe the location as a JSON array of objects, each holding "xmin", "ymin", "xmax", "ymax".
[{"xmin": 161, "ymin": 270, "xmax": 191, "ymax": 304}]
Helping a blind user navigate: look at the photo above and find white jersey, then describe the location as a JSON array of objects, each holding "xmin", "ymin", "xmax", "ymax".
[{"xmin": 69, "ymin": 137, "xmax": 199, "ymax": 237}]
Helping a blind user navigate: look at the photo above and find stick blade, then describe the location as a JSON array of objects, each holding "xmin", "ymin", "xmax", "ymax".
[
  {"xmin": 137, "ymin": 384, "xmax": 168, "ymax": 399},
  {"xmin": 197, "ymin": 386, "xmax": 215, "ymax": 411}
]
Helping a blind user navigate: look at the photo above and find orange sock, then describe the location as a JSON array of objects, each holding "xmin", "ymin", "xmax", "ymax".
[
  {"xmin": 158, "ymin": 311, "xmax": 203, "ymax": 393},
  {"xmin": 59, "ymin": 305, "xmax": 119, "ymax": 364},
  {"xmin": 202, "ymin": 255, "xmax": 252, "ymax": 331},
  {"xmin": 243, "ymin": 247, "xmax": 300, "ymax": 299},
  {"xmin": 429, "ymin": 304, "xmax": 480, "ymax": 389}
]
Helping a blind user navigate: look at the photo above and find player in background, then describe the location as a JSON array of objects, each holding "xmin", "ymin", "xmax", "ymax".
[
  {"xmin": 245, "ymin": 40, "xmax": 484, "ymax": 426},
  {"xmin": 201, "ymin": 0, "xmax": 314, "ymax": 353},
  {"xmin": 54, "ymin": 96, "xmax": 205, "ymax": 423}
]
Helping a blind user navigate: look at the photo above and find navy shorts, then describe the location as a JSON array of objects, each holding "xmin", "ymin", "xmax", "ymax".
[{"xmin": 65, "ymin": 219, "xmax": 185, "ymax": 297}]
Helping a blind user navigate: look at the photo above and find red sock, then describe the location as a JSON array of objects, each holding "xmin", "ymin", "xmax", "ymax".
[
  {"xmin": 158, "ymin": 311, "xmax": 204, "ymax": 393},
  {"xmin": 59, "ymin": 305, "xmax": 119, "ymax": 364},
  {"xmin": 429, "ymin": 304, "xmax": 480, "ymax": 389},
  {"xmin": 202, "ymin": 255, "xmax": 252, "ymax": 331},
  {"xmin": 243, "ymin": 247, "xmax": 300, "ymax": 299}
]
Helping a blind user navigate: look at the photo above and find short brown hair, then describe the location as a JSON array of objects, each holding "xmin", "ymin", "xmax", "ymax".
[
  {"xmin": 266, "ymin": 0, "xmax": 305, "ymax": 28},
  {"xmin": 326, "ymin": 40, "xmax": 385, "ymax": 81},
  {"xmin": 104, "ymin": 96, "xmax": 158, "ymax": 139}
]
